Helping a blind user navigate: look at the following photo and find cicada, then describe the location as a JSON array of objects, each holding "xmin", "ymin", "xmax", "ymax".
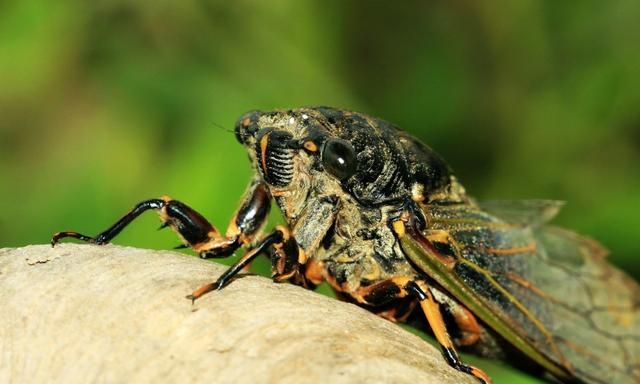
[{"xmin": 52, "ymin": 107, "xmax": 640, "ymax": 383}]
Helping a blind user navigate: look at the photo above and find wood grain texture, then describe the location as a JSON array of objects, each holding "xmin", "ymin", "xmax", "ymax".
[{"xmin": 0, "ymin": 244, "xmax": 475, "ymax": 384}]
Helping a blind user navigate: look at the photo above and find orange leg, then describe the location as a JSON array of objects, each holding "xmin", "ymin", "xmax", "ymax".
[
  {"xmin": 186, "ymin": 229, "xmax": 285, "ymax": 302},
  {"xmin": 449, "ymin": 303, "xmax": 482, "ymax": 347},
  {"xmin": 347, "ymin": 277, "xmax": 492, "ymax": 384},
  {"xmin": 407, "ymin": 281, "xmax": 492, "ymax": 384},
  {"xmin": 188, "ymin": 223, "xmax": 316, "ymax": 302}
]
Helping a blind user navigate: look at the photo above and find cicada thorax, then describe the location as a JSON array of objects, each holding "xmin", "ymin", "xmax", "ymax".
[
  {"xmin": 312, "ymin": 201, "xmax": 418, "ymax": 293},
  {"xmin": 325, "ymin": 110, "xmax": 458, "ymax": 207}
]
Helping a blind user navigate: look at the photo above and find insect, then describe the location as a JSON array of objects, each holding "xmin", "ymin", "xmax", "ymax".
[{"xmin": 52, "ymin": 107, "xmax": 640, "ymax": 384}]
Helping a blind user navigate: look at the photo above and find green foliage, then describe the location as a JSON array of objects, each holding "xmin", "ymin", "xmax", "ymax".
[{"xmin": 1, "ymin": 2, "xmax": 638, "ymax": 382}]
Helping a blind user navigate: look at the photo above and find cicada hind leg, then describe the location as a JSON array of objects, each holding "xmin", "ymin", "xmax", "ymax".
[
  {"xmin": 350, "ymin": 277, "xmax": 492, "ymax": 384},
  {"xmin": 406, "ymin": 281, "xmax": 492, "ymax": 384}
]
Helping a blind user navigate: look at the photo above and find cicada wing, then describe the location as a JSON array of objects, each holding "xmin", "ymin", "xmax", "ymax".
[
  {"xmin": 527, "ymin": 226, "xmax": 640, "ymax": 383},
  {"xmin": 402, "ymin": 203, "xmax": 640, "ymax": 384},
  {"xmin": 478, "ymin": 199, "xmax": 564, "ymax": 228}
]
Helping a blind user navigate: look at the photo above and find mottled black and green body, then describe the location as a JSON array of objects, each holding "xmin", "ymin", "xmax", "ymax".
[{"xmin": 53, "ymin": 107, "xmax": 640, "ymax": 384}]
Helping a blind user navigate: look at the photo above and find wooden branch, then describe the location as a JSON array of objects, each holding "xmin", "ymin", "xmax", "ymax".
[{"xmin": 0, "ymin": 244, "xmax": 476, "ymax": 384}]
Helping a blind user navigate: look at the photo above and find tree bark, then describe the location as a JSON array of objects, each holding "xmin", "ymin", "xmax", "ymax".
[{"xmin": 0, "ymin": 244, "xmax": 476, "ymax": 384}]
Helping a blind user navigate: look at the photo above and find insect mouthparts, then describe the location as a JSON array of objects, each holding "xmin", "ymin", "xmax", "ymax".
[{"xmin": 255, "ymin": 128, "xmax": 294, "ymax": 187}]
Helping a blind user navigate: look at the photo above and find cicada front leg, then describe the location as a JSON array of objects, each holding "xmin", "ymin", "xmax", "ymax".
[
  {"xmin": 266, "ymin": 193, "xmax": 341, "ymax": 290},
  {"xmin": 186, "ymin": 228, "xmax": 285, "ymax": 302},
  {"xmin": 187, "ymin": 224, "xmax": 311, "ymax": 302},
  {"xmin": 52, "ymin": 179, "xmax": 279, "ymax": 301},
  {"xmin": 53, "ymin": 179, "xmax": 271, "ymax": 256}
]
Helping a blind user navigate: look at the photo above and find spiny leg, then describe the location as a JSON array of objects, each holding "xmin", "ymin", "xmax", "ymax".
[
  {"xmin": 268, "ymin": 225, "xmax": 309, "ymax": 284},
  {"xmin": 267, "ymin": 192, "xmax": 340, "ymax": 289},
  {"xmin": 186, "ymin": 228, "xmax": 285, "ymax": 303},
  {"xmin": 201, "ymin": 180, "xmax": 271, "ymax": 257},
  {"xmin": 52, "ymin": 180, "xmax": 271, "ymax": 261},
  {"xmin": 346, "ymin": 276, "xmax": 415, "ymax": 322},
  {"xmin": 406, "ymin": 281, "xmax": 492, "ymax": 384},
  {"xmin": 190, "ymin": 223, "xmax": 315, "ymax": 301},
  {"xmin": 189, "ymin": 224, "xmax": 317, "ymax": 302},
  {"xmin": 51, "ymin": 199, "xmax": 166, "ymax": 246},
  {"xmin": 349, "ymin": 277, "xmax": 491, "ymax": 384}
]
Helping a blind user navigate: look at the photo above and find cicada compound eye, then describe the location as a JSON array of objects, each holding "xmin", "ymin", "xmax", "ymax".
[{"xmin": 321, "ymin": 138, "xmax": 357, "ymax": 181}]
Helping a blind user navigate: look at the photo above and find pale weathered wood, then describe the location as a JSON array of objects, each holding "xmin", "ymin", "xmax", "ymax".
[{"xmin": 0, "ymin": 244, "xmax": 476, "ymax": 384}]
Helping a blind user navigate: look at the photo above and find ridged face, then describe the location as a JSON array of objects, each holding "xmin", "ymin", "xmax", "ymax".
[
  {"xmin": 253, "ymin": 128, "xmax": 295, "ymax": 187},
  {"xmin": 235, "ymin": 110, "xmax": 302, "ymax": 190},
  {"xmin": 234, "ymin": 107, "xmax": 456, "ymax": 208}
]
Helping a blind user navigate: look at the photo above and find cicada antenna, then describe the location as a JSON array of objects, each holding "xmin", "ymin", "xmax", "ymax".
[{"xmin": 211, "ymin": 120, "xmax": 234, "ymax": 134}]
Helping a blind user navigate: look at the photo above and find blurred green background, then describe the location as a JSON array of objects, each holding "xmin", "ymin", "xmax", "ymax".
[{"xmin": 1, "ymin": 1, "xmax": 638, "ymax": 383}]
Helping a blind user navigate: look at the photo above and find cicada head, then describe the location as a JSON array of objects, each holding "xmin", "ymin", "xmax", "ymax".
[{"xmin": 235, "ymin": 107, "xmax": 465, "ymax": 220}]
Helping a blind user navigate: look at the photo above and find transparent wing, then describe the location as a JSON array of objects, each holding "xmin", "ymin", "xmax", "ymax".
[
  {"xmin": 402, "ymin": 203, "xmax": 640, "ymax": 384},
  {"xmin": 478, "ymin": 199, "xmax": 565, "ymax": 228},
  {"xmin": 527, "ymin": 226, "xmax": 640, "ymax": 383}
]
